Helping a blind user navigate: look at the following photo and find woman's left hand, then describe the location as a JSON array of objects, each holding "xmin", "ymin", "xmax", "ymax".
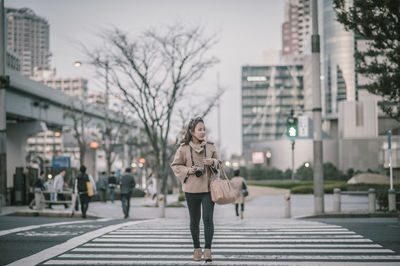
[{"xmin": 203, "ymin": 158, "xmax": 214, "ymax": 166}]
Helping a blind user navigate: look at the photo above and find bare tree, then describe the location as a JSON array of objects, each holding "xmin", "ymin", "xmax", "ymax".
[
  {"xmin": 88, "ymin": 23, "xmax": 219, "ymax": 203},
  {"xmin": 63, "ymin": 100, "xmax": 93, "ymax": 166}
]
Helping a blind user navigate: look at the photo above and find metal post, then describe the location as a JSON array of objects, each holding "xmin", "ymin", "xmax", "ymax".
[
  {"xmin": 388, "ymin": 189, "xmax": 396, "ymax": 212},
  {"xmin": 284, "ymin": 193, "xmax": 291, "ymax": 218},
  {"xmin": 388, "ymin": 130, "xmax": 393, "ymax": 190},
  {"xmin": 0, "ymin": 0, "xmax": 7, "ymax": 207},
  {"xmin": 333, "ymin": 188, "xmax": 341, "ymax": 212},
  {"xmin": 311, "ymin": 0, "xmax": 324, "ymax": 214},
  {"xmin": 368, "ymin": 188, "xmax": 376, "ymax": 213},
  {"xmin": 291, "ymin": 140, "xmax": 295, "ymax": 180}
]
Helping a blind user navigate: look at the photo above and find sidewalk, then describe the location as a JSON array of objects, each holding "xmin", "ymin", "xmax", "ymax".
[{"xmin": 0, "ymin": 185, "xmax": 392, "ymax": 219}]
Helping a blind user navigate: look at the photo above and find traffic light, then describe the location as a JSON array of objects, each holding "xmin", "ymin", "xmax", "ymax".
[{"xmin": 286, "ymin": 116, "xmax": 298, "ymax": 137}]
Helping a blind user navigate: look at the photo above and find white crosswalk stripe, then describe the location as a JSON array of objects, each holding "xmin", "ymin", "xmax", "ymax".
[{"xmin": 43, "ymin": 219, "xmax": 400, "ymax": 265}]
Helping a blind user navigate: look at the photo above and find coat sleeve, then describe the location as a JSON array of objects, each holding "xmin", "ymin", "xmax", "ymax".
[
  {"xmin": 211, "ymin": 147, "xmax": 221, "ymax": 170},
  {"xmin": 170, "ymin": 146, "xmax": 190, "ymax": 183}
]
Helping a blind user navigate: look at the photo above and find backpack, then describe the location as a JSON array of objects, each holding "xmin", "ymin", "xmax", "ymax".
[{"xmin": 77, "ymin": 173, "xmax": 89, "ymax": 192}]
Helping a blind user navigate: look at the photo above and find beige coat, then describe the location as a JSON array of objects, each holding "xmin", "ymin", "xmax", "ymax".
[
  {"xmin": 230, "ymin": 176, "xmax": 246, "ymax": 204},
  {"xmin": 171, "ymin": 140, "xmax": 220, "ymax": 193}
]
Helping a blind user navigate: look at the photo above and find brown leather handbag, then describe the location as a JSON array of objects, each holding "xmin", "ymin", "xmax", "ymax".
[{"xmin": 210, "ymin": 166, "xmax": 236, "ymax": 204}]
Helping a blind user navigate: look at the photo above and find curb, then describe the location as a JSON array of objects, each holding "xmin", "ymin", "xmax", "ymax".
[
  {"xmin": 5, "ymin": 211, "xmax": 100, "ymax": 219},
  {"xmin": 298, "ymin": 211, "xmax": 400, "ymax": 219}
]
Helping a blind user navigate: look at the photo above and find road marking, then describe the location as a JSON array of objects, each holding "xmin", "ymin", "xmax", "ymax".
[
  {"xmin": 109, "ymin": 231, "xmax": 355, "ymax": 235},
  {"xmin": 43, "ymin": 259, "xmax": 400, "ymax": 265},
  {"xmin": 92, "ymin": 238, "xmax": 373, "ymax": 243},
  {"xmin": 71, "ymin": 247, "xmax": 394, "ymax": 253},
  {"xmin": 6, "ymin": 219, "xmax": 153, "ymax": 266},
  {"xmin": 83, "ymin": 243, "xmax": 383, "ymax": 248},
  {"xmin": 99, "ymin": 234, "xmax": 365, "ymax": 238},
  {"xmin": 0, "ymin": 218, "xmax": 114, "ymax": 237}
]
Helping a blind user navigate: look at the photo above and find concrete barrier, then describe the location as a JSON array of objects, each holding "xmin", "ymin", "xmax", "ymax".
[
  {"xmin": 388, "ymin": 189, "xmax": 396, "ymax": 212},
  {"xmin": 368, "ymin": 188, "xmax": 376, "ymax": 213}
]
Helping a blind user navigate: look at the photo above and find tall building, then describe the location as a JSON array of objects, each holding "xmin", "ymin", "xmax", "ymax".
[
  {"xmin": 6, "ymin": 8, "xmax": 51, "ymax": 77},
  {"xmin": 32, "ymin": 67, "xmax": 88, "ymax": 100},
  {"xmin": 282, "ymin": 0, "xmax": 311, "ymax": 56},
  {"xmin": 241, "ymin": 63, "xmax": 304, "ymax": 152},
  {"xmin": 322, "ymin": 0, "xmax": 359, "ymax": 115}
]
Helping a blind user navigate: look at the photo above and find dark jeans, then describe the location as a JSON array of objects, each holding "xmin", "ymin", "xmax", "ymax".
[
  {"xmin": 79, "ymin": 193, "xmax": 90, "ymax": 218},
  {"xmin": 235, "ymin": 203, "xmax": 244, "ymax": 216},
  {"xmin": 121, "ymin": 193, "xmax": 131, "ymax": 217},
  {"xmin": 109, "ymin": 187, "xmax": 115, "ymax": 202},
  {"xmin": 185, "ymin": 192, "xmax": 215, "ymax": 249}
]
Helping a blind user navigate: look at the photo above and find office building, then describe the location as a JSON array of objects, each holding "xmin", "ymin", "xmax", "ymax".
[{"xmin": 6, "ymin": 8, "xmax": 51, "ymax": 77}]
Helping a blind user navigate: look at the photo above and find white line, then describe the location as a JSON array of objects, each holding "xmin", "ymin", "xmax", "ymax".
[
  {"xmin": 83, "ymin": 243, "xmax": 383, "ymax": 248},
  {"xmin": 109, "ymin": 231, "xmax": 355, "ymax": 235},
  {"xmin": 115, "ymin": 228, "xmax": 351, "ymax": 233},
  {"xmin": 71, "ymin": 247, "xmax": 394, "ymax": 253},
  {"xmin": 6, "ymin": 219, "xmax": 153, "ymax": 266},
  {"xmin": 0, "ymin": 219, "xmax": 112, "ymax": 237},
  {"xmin": 43, "ymin": 259, "xmax": 400, "ymax": 265},
  {"xmin": 92, "ymin": 238, "xmax": 373, "ymax": 243},
  {"xmin": 100, "ymin": 234, "xmax": 365, "ymax": 239},
  {"xmin": 122, "ymin": 226, "xmax": 344, "ymax": 230}
]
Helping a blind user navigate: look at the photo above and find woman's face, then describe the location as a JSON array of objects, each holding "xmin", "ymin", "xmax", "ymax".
[{"xmin": 192, "ymin": 122, "xmax": 206, "ymax": 142}]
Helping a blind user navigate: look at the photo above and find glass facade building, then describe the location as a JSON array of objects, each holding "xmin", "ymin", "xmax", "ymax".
[
  {"xmin": 241, "ymin": 64, "xmax": 304, "ymax": 151},
  {"xmin": 322, "ymin": 0, "xmax": 356, "ymax": 115}
]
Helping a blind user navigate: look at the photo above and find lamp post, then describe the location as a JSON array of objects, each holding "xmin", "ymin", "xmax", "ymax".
[{"xmin": 311, "ymin": 0, "xmax": 324, "ymax": 214}]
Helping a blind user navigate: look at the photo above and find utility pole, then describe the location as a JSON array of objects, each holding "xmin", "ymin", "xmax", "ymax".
[
  {"xmin": 311, "ymin": 0, "xmax": 324, "ymax": 214},
  {"xmin": 0, "ymin": 0, "xmax": 8, "ymax": 206},
  {"xmin": 217, "ymin": 73, "xmax": 221, "ymax": 153}
]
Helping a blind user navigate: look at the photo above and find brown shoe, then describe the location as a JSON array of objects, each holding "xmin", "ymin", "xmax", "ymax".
[
  {"xmin": 204, "ymin": 249, "xmax": 212, "ymax": 262},
  {"xmin": 193, "ymin": 248, "xmax": 202, "ymax": 261}
]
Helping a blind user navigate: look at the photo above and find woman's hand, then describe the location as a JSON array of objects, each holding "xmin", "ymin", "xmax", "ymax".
[
  {"xmin": 203, "ymin": 158, "xmax": 214, "ymax": 166},
  {"xmin": 188, "ymin": 166, "xmax": 197, "ymax": 175}
]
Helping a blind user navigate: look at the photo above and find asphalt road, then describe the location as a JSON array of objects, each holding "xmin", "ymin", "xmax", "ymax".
[{"xmin": 0, "ymin": 216, "xmax": 132, "ymax": 265}]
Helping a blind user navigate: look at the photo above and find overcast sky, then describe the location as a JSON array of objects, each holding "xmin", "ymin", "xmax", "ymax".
[{"xmin": 5, "ymin": 0, "xmax": 285, "ymax": 157}]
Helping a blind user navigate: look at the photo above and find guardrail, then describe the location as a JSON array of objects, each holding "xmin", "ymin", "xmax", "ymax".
[
  {"xmin": 333, "ymin": 188, "xmax": 398, "ymax": 213},
  {"xmin": 33, "ymin": 189, "xmax": 74, "ymax": 211}
]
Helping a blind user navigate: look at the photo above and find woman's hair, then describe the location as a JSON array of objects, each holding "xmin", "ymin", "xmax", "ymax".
[{"xmin": 181, "ymin": 117, "xmax": 204, "ymax": 145}]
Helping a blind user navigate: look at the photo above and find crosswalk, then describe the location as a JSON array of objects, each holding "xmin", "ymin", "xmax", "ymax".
[{"xmin": 43, "ymin": 219, "xmax": 400, "ymax": 265}]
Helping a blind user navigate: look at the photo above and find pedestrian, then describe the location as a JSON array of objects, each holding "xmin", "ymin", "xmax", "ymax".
[
  {"xmin": 29, "ymin": 171, "xmax": 46, "ymax": 210},
  {"xmin": 50, "ymin": 170, "xmax": 69, "ymax": 209},
  {"xmin": 171, "ymin": 117, "xmax": 220, "ymax": 262},
  {"xmin": 119, "ymin": 168, "xmax": 136, "ymax": 219},
  {"xmin": 144, "ymin": 173, "xmax": 157, "ymax": 205},
  {"xmin": 98, "ymin": 171, "xmax": 108, "ymax": 202},
  {"xmin": 75, "ymin": 165, "xmax": 90, "ymax": 218},
  {"xmin": 45, "ymin": 175, "xmax": 56, "ymax": 202},
  {"xmin": 108, "ymin": 171, "xmax": 117, "ymax": 203},
  {"xmin": 230, "ymin": 169, "xmax": 247, "ymax": 219}
]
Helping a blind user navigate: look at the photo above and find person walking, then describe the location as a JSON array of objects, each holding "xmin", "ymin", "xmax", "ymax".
[
  {"xmin": 29, "ymin": 171, "xmax": 46, "ymax": 210},
  {"xmin": 230, "ymin": 169, "xmax": 247, "ymax": 219},
  {"xmin": 108, "ymin": 172, "xmax": 117, "ymax": 203},
  {"xmin": 120, "ymin": 168, "xmax": 136, "ymax": 218},
  {"xmin": 50, "ymin": 170, "xmax": 68, "ymax": 209},
  {"xmin": 75, "ymin": 165, "xmax": 90, "ymax": 218},
  {"xmin": 171, "ymin": 117, "xmax": 220, "ymax": 262},
  {"xmin": 144, "ymin": 173, "xmax": 157, "ymax": 205},
  {"xmin": 98, "ymin": 171, "xmax": 108, "ymax": 202}
]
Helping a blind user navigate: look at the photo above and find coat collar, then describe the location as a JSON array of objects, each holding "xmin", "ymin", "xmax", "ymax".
[{"xmin": 189, "ymin": 140, "xmax": 207, "ymax": 153}]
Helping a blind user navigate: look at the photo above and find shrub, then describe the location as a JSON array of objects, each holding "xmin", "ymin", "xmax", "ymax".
[
  {"xmin": 178, "ymin": 192, "xmax": 186, "ymax": 202},
  {"xmin": 132, "ymin": 188, "xmax": 146, "ymax": 197}
]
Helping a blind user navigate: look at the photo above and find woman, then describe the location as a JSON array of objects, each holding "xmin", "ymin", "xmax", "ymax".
[
  {"xmin": 171, "ymin": 117, "xmax": 220, "ymax": 262},
  {"xmin": 230, "ymin": 169, "xmax": 247, "ymax": 219}
]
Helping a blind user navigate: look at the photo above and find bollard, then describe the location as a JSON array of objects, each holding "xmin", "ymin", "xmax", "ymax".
[
  {"xmin": 158, "ymin": 196, "xmax": 165, "ymax": 218},
  {"xmin": 34, "ymin": 188, "xmax": 43, "ymax": 211},
  {"xmin": 388, "ymin": 189, "xmax": 396, "ymax": 212},
  {"xmin": 333, "ymin": 188, "xmax": 341, "ymax": 212},
  {"xmin": 368, "ymin": 188, "xmax": 376, "ymax": 213},
  {"xmin": 284, "ymin": 194, "xmax": 291, "ymax": 218}
]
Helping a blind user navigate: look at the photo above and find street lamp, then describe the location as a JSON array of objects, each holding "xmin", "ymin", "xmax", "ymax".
[
  {"xmin": 74, "ymin": 61, "xmax": 81, "ymax": 67},
  {"xmin": 54, "ymin": 132, "xmax": 61, "ymax": 137},
  {"xmin": 90, "ymin": 141, "xmax": 99, "ymax": 149},
  {"xmin": 305, "ymin": 162, "xmax": 310, "ymax": 168}
]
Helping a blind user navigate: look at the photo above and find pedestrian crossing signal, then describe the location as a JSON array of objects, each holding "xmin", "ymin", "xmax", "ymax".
[{"xmin": 286, "ymin": 117, "xmax": 298, "ymax": 137}]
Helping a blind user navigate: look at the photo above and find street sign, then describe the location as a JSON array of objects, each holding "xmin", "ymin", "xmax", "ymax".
[
  {"xmin": 52, "ymin": 156, "xmax": 71, "ymax": 168},
  {"xmin": 298, "ymin": 115, "xmax": 309, "ymax": 137},
  {"xmin": 252, "ymin": 152, "xmax": 265, "ymax": 164}
]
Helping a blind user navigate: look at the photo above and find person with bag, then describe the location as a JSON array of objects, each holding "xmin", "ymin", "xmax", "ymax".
[
  {"xmin": 230, "ymin": 169, "xmax": 248, "ymax": 219},
  {"xmin": 171, "ymin": 117, "xmax": 220, "ymax": 262},
  {"xmin": 75, "ymin": 165, "xmax": 91, "ymax": 218}
]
